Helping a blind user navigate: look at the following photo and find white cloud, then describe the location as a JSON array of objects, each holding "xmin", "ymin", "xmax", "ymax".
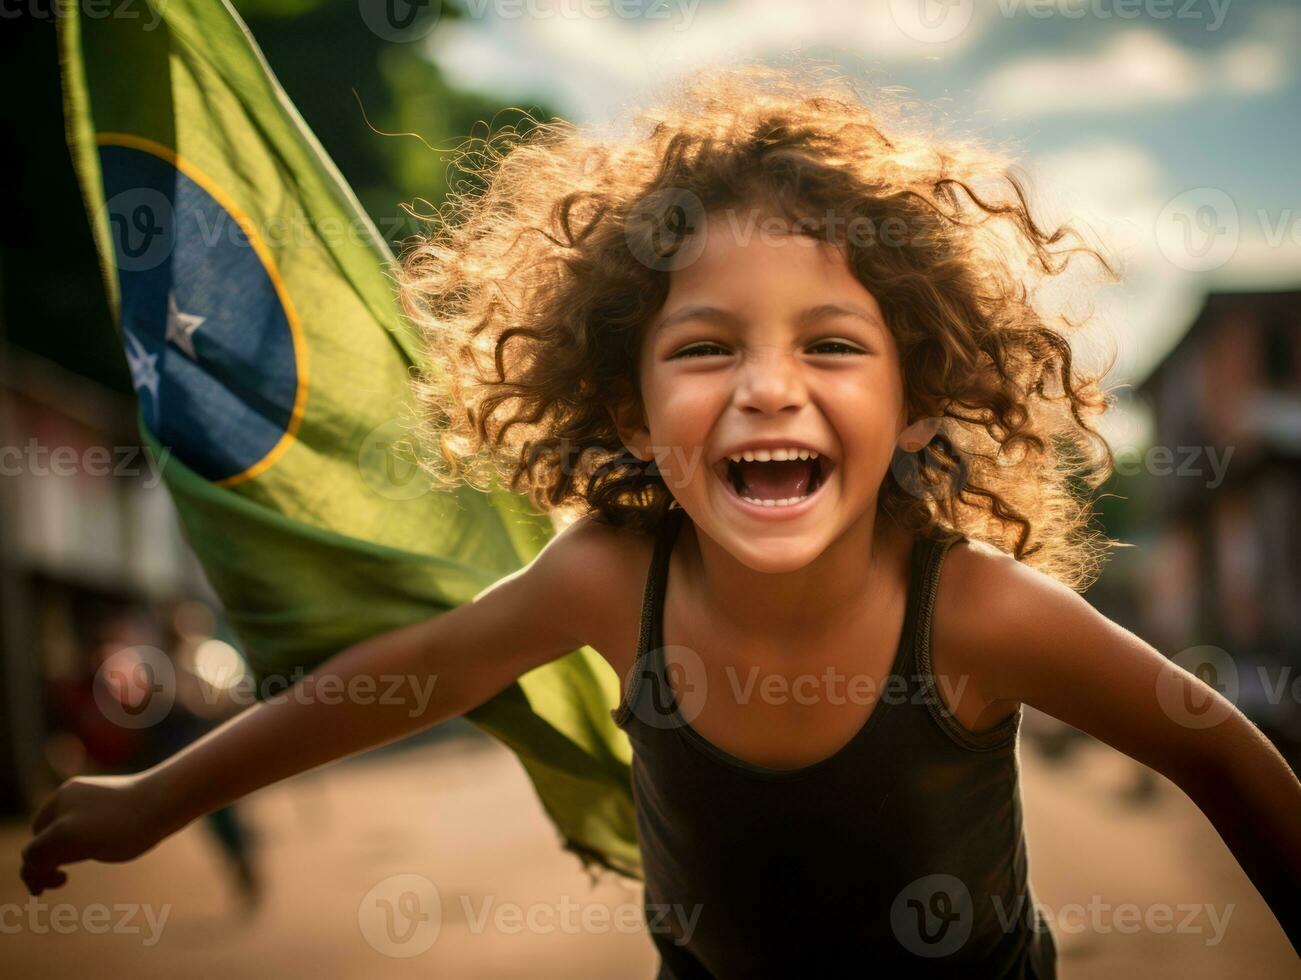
[
  {"xmin": 980, "ymin": 11, "xmax": 1298, "ymax": 119},
  {"xmin": 420, "ymin": 5, "xmax": 1300, "ymax": 389},
  {"xmin": 1214, "ymin": 39, "xmax": 1286, "ymax": 94},
  {"xmin": 1019, "ymin": 138, "xmax": 1301, "ymax": 385},
  {"xmin": 982, "ymin": 30, "xmax": 1190, "ymax": 117},
  {"xmin": 429, "ymin": 0, "xmax": 992, "ymax": 124},
  {"xmin": 1027, "ymin": 139, "xmax": 1166, "ymax": 260},
  {"xmin": 1015, "ymin": 141, "xmax": 1169, "ymax": 383}
]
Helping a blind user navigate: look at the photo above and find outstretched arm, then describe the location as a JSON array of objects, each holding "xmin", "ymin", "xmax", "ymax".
[
  {"xmin": 19, "ymin": 513, "xmax": 617, "ymax": 896},
  {"xmin": 942, "ymin": 544, "xmax": 1301, "ymax": 958}
]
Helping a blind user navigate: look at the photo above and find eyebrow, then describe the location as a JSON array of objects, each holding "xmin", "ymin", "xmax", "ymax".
[{"xmin": 652, "ymin": 302, "xmax": 883, "ymax": 336}]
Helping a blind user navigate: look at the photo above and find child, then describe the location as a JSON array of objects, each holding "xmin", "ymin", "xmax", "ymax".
[{"xmin": 20, "ymin": 64, "xmax": 1300, "ymax": 977}]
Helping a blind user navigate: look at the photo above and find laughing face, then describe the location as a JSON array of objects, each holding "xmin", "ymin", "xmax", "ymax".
[{"xmin": 611, "ymin": 207, "xmax": 937, "ymax": 574}]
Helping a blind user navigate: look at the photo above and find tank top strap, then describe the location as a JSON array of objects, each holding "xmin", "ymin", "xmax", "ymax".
[
  {"xmin": 610, "ymin": 506, "xmax": 684, "ymax": 728},
  {"xmin": 912, "ymin": 529, "xmax": 1021, "ymax": 752},
  {"xmin": 895, "ymin": 527, "xmax": 954, "ymax": 670}
]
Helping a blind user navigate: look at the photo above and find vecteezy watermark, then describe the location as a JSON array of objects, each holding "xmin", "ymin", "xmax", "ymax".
[
  {"xmin": 1, "ymin": 0, "xmax": 167, "ymax": 30},
  {"xmin": 94, "ymin": 646, "xmax": 176, "ymax": 730},
  {"xmin": 531, "ymin": 437, "xmax": 961, "ymax": 503},
  {"xmin": 891, "ymin": 873, "xmax": 975, "ymax": 957},
  {"xmin": 888, "ymin": 0, "xmax": 975, "ymax": 44},
  {"xmin": 624, "ymin": 187, "xmax": 710, "ymax": 273},
  {"xmin": 991, "ymin": 894, "xmax": 1235, "ymax": 946},
  {"xmin": 93, "ymin": 647, "xmax": 443, "ymax": 730},
  {"xmin": 1155, "ymin": 645, "xmax": 1301, "ymax": 730},
  {"xmin": 358, "ymin": 873, "xmax": 703, "ymax": 957},
  {"xmin": 891, "ymin": 875, "xmax": 1236, "ymax": 955},
  {"xmin": 457, "ymin": 0, "xmax": 699, "ymax": 29},
  {"xmin": 0, "ymin": 897, "xmax": 171, "ymax": 946},
  {"xmin": 993, "ymin": 0, "xmax": 1233, "ymax": 31},
  {"xmin": 1156, "ymin": 645, "xmax": 1239, "ymax": 730},
  {"xmin": 1112, "ymin": 443, "xmax": 1234, "ymax": 489},
  {"xmin": 97, "ymin": 184, "xmax": 423, "ymax": 275},
  {"xmin": 359, "ymin": 417, "xmax": 432, "ymax": 501},
  {"xmin": 623, "ymin": 195, "xmax": 938, "ymax": 272},
  {"xmin": 358, "ymin": 874, "xmax": 442, "ymax": 957},
  {"xmin": 360, "ymin": 0, "xmax": 705, "ymax": 41},
  {"xmin": 0, "ymin": 439, "xmax": 171, "ymax": 490},
  {"xmin": 888, "ymin": 0, "xmax": 1234, "ymax": 44},
  {"xmin": 230, "ymin": 669, "xmax": 442, "ymax": 717},
  {"xmin": 723, "ymin": 666, "xmax": 970, "ymax": 713},
  {"xmin": 1155, "ymin": 188, "xmax": 1301, "ymax": 273},
  {"xmin": 358, "ymin": 0, "xmax": 443, "ymax": 42},
  {"xmin": 626, "ymin": 644, "xmax": 710, "ymax": 730},
  {"xmin": 625, "ymin": 644, "xmax": 974, "ymax": 732}
]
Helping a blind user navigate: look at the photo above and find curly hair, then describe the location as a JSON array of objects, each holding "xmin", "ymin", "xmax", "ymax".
[{"xmin": 395, "ymin": 61, "xmax": 1124, "ymax": 591}]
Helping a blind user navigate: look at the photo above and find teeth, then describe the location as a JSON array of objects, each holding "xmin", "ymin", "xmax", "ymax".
[
  {"xmin": 727, "ymin": 448, "xmax": 820, "ymax": 463},
  {"xmin": 740, "ymin": 494, "xmax": 811, "ymax": 507}
]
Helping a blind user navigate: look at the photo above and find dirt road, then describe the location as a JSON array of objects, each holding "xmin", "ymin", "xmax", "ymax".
[{"xmin": 2, "ymin": 719, "xmax": 1295, "ymax": 978}]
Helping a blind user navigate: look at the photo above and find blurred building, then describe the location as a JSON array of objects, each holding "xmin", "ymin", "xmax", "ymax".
[
  {"xmin": 0, "ymin": 339, "xmax": 218, "ymax": 813},
  {"xmin": 1133, "ymin": 287, "xmax": 1301, "ymax": 761}
]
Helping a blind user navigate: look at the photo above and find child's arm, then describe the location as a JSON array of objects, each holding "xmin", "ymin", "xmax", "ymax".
[
  {"xmin": 941, "ymin": 544, "xmax": 1301, "ymax": 958},
  {"xmin": 19, "ymin": 514, "xmax": 617, "ymax": 897}
]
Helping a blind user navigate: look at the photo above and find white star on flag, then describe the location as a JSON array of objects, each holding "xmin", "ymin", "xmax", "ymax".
[
  {"xmin": 165, "ymin": 290, "xmax": 205, "ymax": 360},
  {"xmin": 123, "ymin": 327, "xmax": 160, "ymax": 419}
]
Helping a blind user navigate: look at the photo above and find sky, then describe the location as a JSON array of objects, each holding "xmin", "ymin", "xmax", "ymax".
[{"xmin": 423, "ymin": 0, "xmax": 1301, "ymax": 446}]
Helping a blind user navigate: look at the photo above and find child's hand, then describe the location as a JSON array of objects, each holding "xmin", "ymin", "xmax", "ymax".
[{"xmin": 19, "ymin": 773, "xmax": 170, "ymax": 896}]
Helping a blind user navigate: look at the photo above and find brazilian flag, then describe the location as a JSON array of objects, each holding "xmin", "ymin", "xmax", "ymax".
[{"xmin": 55, "ymin": 0, "xmax": 639, "ymax": 880}]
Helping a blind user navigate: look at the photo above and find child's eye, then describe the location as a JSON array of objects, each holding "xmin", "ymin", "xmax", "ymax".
[
  {"xmin": 670, "ymin": 343, "xmax": 729, "ymax": 359},
  {"xmin": 670, "ymin": 340, "xmax": 865, "ymax": 359},
  {"xmin": 809, "ymin": 340, "xmax": 865, "ymax": 355}
]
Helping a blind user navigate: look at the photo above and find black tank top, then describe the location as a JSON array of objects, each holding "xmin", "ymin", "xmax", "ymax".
[{"xmin": 610, "ymin": 506, "xmax": 1057, "ymax": 979}]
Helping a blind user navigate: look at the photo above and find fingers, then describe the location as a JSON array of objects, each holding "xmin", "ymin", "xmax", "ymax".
[
  {"xmin": 19, "ymin": 818, "xmax": 83, "ymax": 889},
  {"xmin": 19, "ymin": 862, "xmax": 67, "ymax": 897},
  {"xmin": 19, "ymin": 818, "xmax": 73, "ymax": 897},
  {"xmin": 21, "ymin": 789, "xmax": 71, "ymax": 896}
]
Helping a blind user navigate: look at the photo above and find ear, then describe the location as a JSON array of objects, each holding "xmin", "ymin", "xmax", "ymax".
[
  {"xmin": 607, "ymin": 395, "xmax": 653, "ymax": 462},
  {"xmin": 897, "ymin": 416, "xmax": 942, "ymax": 454}
]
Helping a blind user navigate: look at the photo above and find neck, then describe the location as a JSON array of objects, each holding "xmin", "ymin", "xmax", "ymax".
[{"xmin": 679, "ymin": 504, "xmax": 910, "ymax": 647}]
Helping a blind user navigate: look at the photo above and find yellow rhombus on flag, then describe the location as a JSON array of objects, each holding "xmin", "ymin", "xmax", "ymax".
[{"xmin": 56, "ymin": 0, "xmax": 640, "ymax": 881}]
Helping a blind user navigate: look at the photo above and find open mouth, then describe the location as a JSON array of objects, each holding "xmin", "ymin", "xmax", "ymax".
[{"xmin": 711, "ymin": 453, "xmax": 835, "ymax": 508}]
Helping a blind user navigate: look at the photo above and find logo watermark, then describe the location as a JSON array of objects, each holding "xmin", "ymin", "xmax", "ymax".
[
  {"xmin": 625, "ymin": 644, "xmax": 973, "ymax": 732},
  {"xmin": 1, "ymin": 439, "xmax": 171, "ymax": 490},
  {"xmin": 891, "ymin": 873, "xmax": 974, "ymax": 956},
  {"xmin": 1156, "ymin": 188, "xmax": 1301, "ymax": 272},
  {"xmin": 0, "ymin": 898, "xmax": 171, "ymax": 946},
  {"xmin": 94, "ymin": 649, "xmax": 443, "ymax": 730},
  {"xmin": 357, "ymin": 873, "xmax": 702, "ymax": 957},
  {"xmin": 358, "ymin": 0, "xmax": 443, "ymax": 42},
  {"xmin": 2, "ymin": 0, "xmax": 167, "ymax": 30},
  {"xmin": 888, "ymin": 0, "xmax": 1233, "ymax": 45},
  {"xmin": 992, "ymin": 894, "xmax": 1235, "ymax": 946},
  {"xmin": 1156, "ymin": 645, "xmax": 1300, "ymax": 730},
  {"xmin": 97, "ymin": 186, "xmax": 423, "ymax": 275},
  {"xmin": 891, "ymin": 874, "xmax": 1236, "ymax": 955},
  {"xmin": 359, "ymin": 418, "xmax": 431, "ymax": 501},
  {"xmin": 623, "ymin": 197, "xmax": 938, "ymax": 273},
  {"xmin": 1112, "ymin": 443, "xmax": 1234, "ymax": 489}
]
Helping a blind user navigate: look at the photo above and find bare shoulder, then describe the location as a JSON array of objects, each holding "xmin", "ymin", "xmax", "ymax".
[
  {"xmin": 938, "ymin": 536, "xmax": 1092, "ymax": 647},
  {"xmin": 527, "ymin": 512, "xmax": 652, "ymax": 672},
  {"xmin": 931, "ymin": 536, "xmax": 1103, "ymax": 713},
  {"xmin": 933, "ymin": 535, "xmax": 1267, "ymax": 794},
  {"xmin": 929, "ymin": 534, "xmax": 1088, "ymax": 729}
]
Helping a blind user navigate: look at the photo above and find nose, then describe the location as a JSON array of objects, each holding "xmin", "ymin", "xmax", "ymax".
[{"xmin": 734, "ymin": 346, "xmax": 807, "ymax": 416}]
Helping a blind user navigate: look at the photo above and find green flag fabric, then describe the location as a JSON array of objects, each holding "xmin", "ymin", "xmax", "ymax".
[{"xmin": 56, "ymin": 0, "xmax": 640, "ymax": 881}]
